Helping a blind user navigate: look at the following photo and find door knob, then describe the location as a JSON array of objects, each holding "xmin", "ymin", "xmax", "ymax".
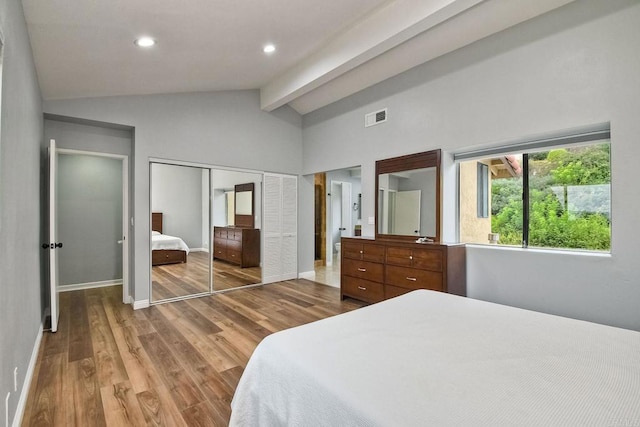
[{"xmin": 42, "ymin": 242, "xmax": 63, "ymax": 249}]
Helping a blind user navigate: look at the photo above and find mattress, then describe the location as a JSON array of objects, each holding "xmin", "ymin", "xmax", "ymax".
[
  {"xmin": 230, "ymin": 290, "xmax": 640, "ymax": 426},
  {"xmin": 151, "ymin": 232, "xmax": 190, "ymax": 253}
]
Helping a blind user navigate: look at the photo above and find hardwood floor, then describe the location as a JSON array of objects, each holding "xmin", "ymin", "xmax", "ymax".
[
  {"xmin": 23, "ymin": 280, "xmax": 366, "ymax": 426},
  {"xmin": 152, "ymin": 252, "xmax": 262, "ymax": 301}
]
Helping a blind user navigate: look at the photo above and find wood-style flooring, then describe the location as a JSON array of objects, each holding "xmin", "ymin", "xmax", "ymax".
[
  {"xmin": 22, "ymin": 280, "xmax": 366, "ymax": 426},
  {"xmin": 152, "ymin": 252, "xmax": 262, "ymax": 302}
]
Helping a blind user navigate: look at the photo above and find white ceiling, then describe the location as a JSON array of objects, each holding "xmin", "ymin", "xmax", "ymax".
[{"xmin": 22, "ymin": 0, "xmax": 575, "ymax": 115}]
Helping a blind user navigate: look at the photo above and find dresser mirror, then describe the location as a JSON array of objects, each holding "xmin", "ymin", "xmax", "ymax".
[
  {"xmin": 375, "ymin": 149, "xmax": 441, "ymax": 242},
  {"xmin": 234, "ymin": 182, "xmax": 255, "ymax": 228}
]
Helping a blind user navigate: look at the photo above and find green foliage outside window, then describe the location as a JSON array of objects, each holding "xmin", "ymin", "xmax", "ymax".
[{"xmin": 491, "ymin": 144, "xmax": 610, "ymax": 250}]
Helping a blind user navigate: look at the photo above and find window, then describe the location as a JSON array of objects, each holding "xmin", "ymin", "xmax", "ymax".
[{"xmin": 458, "ymin": 126, "xmax": 611, "ymax": 251}]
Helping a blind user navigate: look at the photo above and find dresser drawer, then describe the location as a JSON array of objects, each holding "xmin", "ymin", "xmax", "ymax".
[
  {"xmin": 213, "ymin": 240, "xmax": 227, "ymax": 259},
  {"xmin": 342, "ymin": 258, "xmax": 384, "ymax": 282},
  {"xmin": 214, "ymin": 228, "xmax": 228, "ymax": 239},
  {"xmin": 410, "ymin": 248, "xmax": 442, "ymax": 271},
  {"xmin": 342, "ymin": 241, "xmax": 385, "ymax": 263},
  {"xmin": 386, "ymin": 246, "xmax": 442, "ymax": 271},
  {"xmin": 231, "ymin": 230, "xmax": 243, "ymax": 240},
  {"xmin": 385, "ymin": 247, "xmax": 413, "ymax": 266},
  {"xmin": 342, "ymin": 276, "xmax": 384, "ymax": 303},
  {"xmin": 361, "ymin": 243, "xmax": 385, "ymax": 263},
  {"xmin": 152, "ymin": 250, "xmax": 186, "ymax": 265},
  {"xmin": 385, "ymin": 265, "xmax": 443, "ymax": 291},
  {"xmin": 227, "ymin": 249, "xmax": 241, "ymax": 263},
  {"xmin": 227, "ymin": 239, "xmax": 242, "ymax": 252},
  {"xmin": 343, "ymin": 240, "xmax": 364, "ymax": 260}
]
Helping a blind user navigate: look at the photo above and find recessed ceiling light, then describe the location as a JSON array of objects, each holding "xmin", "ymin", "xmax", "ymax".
[
  {"xmin": 263, "ymin": 44, "xmax": 276, "ymax": 54},
  {"xmin": 134, "ymin": 37, "xmax": 156, "ymax": 48}
]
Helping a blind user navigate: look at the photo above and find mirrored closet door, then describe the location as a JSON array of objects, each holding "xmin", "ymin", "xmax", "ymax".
[
  {"xmin": 211, "ymin": 169, "xmax": 263, "ymax": 291},
  {"xmin": 150, "ymin": 163, "xmax": 212, "ymax": 302}
]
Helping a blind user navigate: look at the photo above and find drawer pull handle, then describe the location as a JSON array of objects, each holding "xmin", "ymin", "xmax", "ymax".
[
  {"xmin": 359, "ymin": 250, "xmax": 363, "ymax": 254},
  {"xmin": 357, "ymin": 268, "xmax": 367, "ymax": 272},
  {"xmin": 357, "ymin": 286, "xmax": 367, "ymax": 291},
  {"xmin": 409, "ymin": 255, "xmax": 413, "ymax": 260},
  {"xmin": 406, "ymin": 277, "xmax": 417, "ymax": 281}
]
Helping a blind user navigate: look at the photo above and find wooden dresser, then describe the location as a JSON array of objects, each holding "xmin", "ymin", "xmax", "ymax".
[
  {"xmin": 213, "ymin": 226, "xmax": 260, "ymax": 268},
  {"xmin": 340, "ymin": 237, "xmax": 465, "ymax": 303}
]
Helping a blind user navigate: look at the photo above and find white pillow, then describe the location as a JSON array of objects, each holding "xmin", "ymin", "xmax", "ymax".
[{"xmin": 152, "ymin": 230, "xmax": 161, "ymax": 235}]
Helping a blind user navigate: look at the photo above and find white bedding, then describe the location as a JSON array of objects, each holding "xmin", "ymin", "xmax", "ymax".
[
  {"xmin": 151, "ymin": 231, "xmax": 190, "ymax": 253},
  {"xmin": 230, "ymin": 290, "xmax": 640, "ymax": 427}
]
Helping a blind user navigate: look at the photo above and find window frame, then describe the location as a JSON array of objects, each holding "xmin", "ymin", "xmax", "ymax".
[
  {"xmin": 455, "ymin": 124, "xmax": 611, "ymax": 252},
  {"xmin": 477, "ymin": 162, "xmax": 489, "ymax": 219}
]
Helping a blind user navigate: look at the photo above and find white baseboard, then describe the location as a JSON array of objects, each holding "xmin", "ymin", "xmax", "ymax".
[
  {"xmin": 190, "ymin": 247, "xmax": 208, "ymax": 252},
  {"xmin": 133, "ymin": 299, "xmax": 150, "ymax": 310},
  {"xmin": 12, "ymin": 323, "xmax": 44, "ymax": 427},
  {"xmin": 298, "ymin": 270, "xmax": 315, "ymax": 280},
  {"xmin": 58, "ymin": 279, "xmax": 122, "ymax": 292}
]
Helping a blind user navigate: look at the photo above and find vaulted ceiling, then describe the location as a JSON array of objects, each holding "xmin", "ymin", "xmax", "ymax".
[{"xmin": 22, "ymin": 0, "xmax": 575, "ymax": 114}]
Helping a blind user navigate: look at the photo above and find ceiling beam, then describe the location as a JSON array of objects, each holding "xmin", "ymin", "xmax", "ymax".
[
  {"xmin": 263, "ymin": 0, "xmax": 576, "ymax": 114},
  {"xmin": 260, "ymin": 0, "xmax": 485, "ymax": 112}
]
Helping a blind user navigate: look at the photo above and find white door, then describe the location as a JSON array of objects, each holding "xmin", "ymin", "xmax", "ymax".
[
  {"xmin": 48, "ymin": 139, "xmax": 60, "ymax": 332},
  {"xmin": 263, "ymin": 173, "xmax": 297, "ymax": 284},
  {"xmin": 394, "ymin": 190, "xmax": 421, "ymax": 235},
  {"xmin": 340, "ymin": 182, "xmax": 352, "ymax": 238}
]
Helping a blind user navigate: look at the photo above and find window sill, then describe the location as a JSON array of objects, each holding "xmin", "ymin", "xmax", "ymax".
[{"xmin": 464, "ymin": 243, "xmax": 611, "ymax": 258}]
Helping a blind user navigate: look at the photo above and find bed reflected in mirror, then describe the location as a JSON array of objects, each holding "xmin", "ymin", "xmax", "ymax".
[{"xmin": 150, "ymin": 163, "xmax": 211, "ymax": 302}]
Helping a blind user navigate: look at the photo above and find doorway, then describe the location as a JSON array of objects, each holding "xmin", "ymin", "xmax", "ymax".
[
  {"xmin": 313, "ymin": 166, "xmax": 361, "ymax": 287},
  {"xmin": 55, "ymin": 149, "xmax": 129, "ymax": 302}
]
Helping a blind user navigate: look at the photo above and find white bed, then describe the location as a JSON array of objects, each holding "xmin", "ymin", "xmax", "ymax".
[
  {"xmin": 151, "ymin": 230, "xmax": 190, "ymax": 252},
  {"xmin": 230, "ymin": 290, "xmax": 640, "ymax": 426}
]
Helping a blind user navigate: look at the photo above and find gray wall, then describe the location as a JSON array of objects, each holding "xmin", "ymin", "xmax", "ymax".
[
  {"xmin": 44, "ymin": 90, "xmax": 302, "ymax": 302},
  {"xmin": 151, "ymin": 163, "xmax": 204, "ymax": 249},
  {"xmin": 0, "ymin": 0, "xmax": 43, "ymax": 424},
  {"xmin": 58, "ymin": 154, "xmax": 123, "ymax": 286},
  {"xmin": 301, "ymin": 0, "xmax": 640, "ymax": 330},
  {"xmin": 44, "ymin": 118, "xmax": 134, "ymax": 294},
  {"xmin": 44, "ymin": 118, "xmax": 132, "ymax": 156}
]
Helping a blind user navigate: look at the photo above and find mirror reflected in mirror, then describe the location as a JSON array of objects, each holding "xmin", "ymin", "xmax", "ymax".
[
  {"xmin": 375, "ymin": 149, "xmax": 441, "ymax": 242},
  {"xmin": 234, "ymin": 182, "xmax": 255, "ymax": 228},
  {"xmin": 235, "ymin": 191, "xmax": 252, "ymax": 215}
]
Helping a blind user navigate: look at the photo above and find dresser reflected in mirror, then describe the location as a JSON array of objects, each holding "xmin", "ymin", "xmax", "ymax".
[{"xmin": 211, "ymin": 172, "xmax": 262, "ymax": 291}]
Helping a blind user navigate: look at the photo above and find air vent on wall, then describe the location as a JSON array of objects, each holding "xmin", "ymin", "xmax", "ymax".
[{"xmin": 365, "ymin": 108, "xmax": 387, "ymax": 127}]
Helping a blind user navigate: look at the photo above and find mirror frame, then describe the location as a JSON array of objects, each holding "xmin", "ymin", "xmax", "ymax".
[
  {"xmin": 375, "ymin": 149, "xmax": 441, "ymax": 242},
  {"xmin": 234, "ymin": 182, "xmax": 255, "ymax": 228}
]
